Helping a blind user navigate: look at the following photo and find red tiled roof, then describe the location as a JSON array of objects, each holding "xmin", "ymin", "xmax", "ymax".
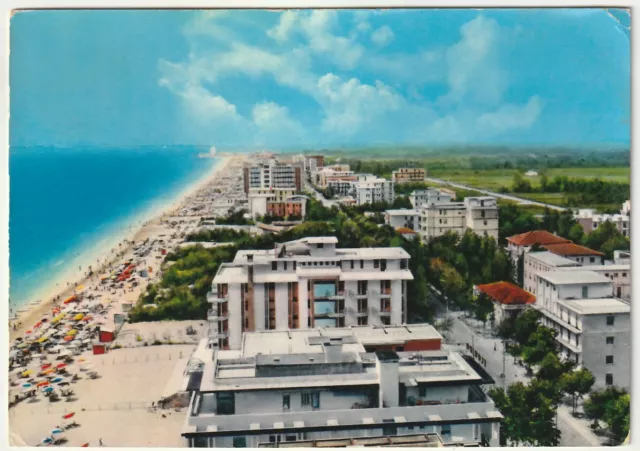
[
  {"xmin": 506, "ymin": 230, "xmax": 571, "ymax": 246},
  {"xmin": 543, "ymin": 242, "xmax": 604, "ymax": 257},
  {"xmin": 396, "ymin": 227, "xmax": 416, "ymax": 234},
  {"xmin": 476, "ymin": 282, "xmax": 535, "ymax": 306}
]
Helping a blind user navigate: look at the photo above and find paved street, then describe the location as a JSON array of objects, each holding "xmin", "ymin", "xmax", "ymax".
[
  {"xmin": 304, "ymin": 180, "xmax": 338, "ymax": 208},
  {"xmin": 424, "ymin": 177, "xmax": 567, "ymax": 211},
  {"xmin": 429, "ymin": 289, "xmax": 602, "ymax": 447}
]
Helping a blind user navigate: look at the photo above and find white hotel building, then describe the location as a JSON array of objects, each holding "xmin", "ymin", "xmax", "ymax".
[
  {"xmin": 181, "ymin": 327, "xmax": 502, "ymax": 448},
  {"xmin": 207, "ymin": 237, "xmax": 413, "ymax": 350},
  {"xmin": 419, "ymin": 197, "xmax": 499, "ymax": 242},
  {"xmin": 533, "ymin": 270, "xmax": 630, "ymax": 390}
]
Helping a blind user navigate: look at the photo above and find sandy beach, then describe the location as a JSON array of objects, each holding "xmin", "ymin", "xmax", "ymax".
[{"xmin": 9, "ymin": 155, "xmax": 243, "ymax": 342}]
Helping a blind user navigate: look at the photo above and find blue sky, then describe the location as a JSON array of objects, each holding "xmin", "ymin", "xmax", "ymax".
[{"xmin": 10, "ymin": 8, "xmax": 630, "ymax": 149}]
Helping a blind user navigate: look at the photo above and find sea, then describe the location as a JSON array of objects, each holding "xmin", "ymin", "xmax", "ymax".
[{"xmin": 9, "ymin": 146, "xmax": 219, "ymax": 314}]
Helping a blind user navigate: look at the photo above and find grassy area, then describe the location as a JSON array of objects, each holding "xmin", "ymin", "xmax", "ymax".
[{"xmin": 429, "ymin": 167, "xmax": 630, "ymax": 191}]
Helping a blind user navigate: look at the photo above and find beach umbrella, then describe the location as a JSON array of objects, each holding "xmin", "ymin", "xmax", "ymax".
[
  {"xmin": 64, "ymin": 336, "xmax": 74, "ymax": 342},
  {"xmin": 41, "ymin": 363, "xmax": 52, "ymax": 370},
  {"xmin": 51, "ymin": 428, "xmax": 64, "ymax": 435},
  {"xmin": 81, "ymin": 443, "xmax": 89, "ymax": 447},
  {"xmin": 22, "ymin": 383, "xmax": 32, "ymax": 388},
  {"xmin": 73, "ymin": 314, "xmax": 84, "ymax": 321},
  {"xmin": 37, "ymin": 381, "xmax": 49, "ymax": 387},
  {"xmin": 42, "ymin": 386, "xmax": 54, "ymax": 393},
  {"xmin": 25, "ymin": 330, "xmax": 32, "ymax": 335},
  {"xmin": 16, "ymin": 343, "xmax": 27, "ymax": 349},
  {"xmin": 37, "ymin": 337, "xmax": 48, "ymax": 343},
  {"xmin": 51, "ymin": 377, "xmax": 64, "ymax": 383},
  {"xmin": 68, "ymin": 329, "xmax": 78, "ymax": 336},
  {"xmin": 63, "ymin": 412, "xmax": 75, "ymax": 419},
  {"xmin": 21, "ymin": 370, "xmax": 33, "ymax": 377},
  {"xmin": 42, "ymin": 437, "xmax": 53, "ymax": 444},
  {"xmin": 56, "ymin": 363, "xmax": 67, "ymax": 369},
  {"xmin": 42, "ymin": 368, "xmax": 56, "ymax": 375}
]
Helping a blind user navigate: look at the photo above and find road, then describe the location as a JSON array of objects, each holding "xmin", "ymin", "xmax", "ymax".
[
  {"xmin": 428, "ymin": 289, "xmax": 601, "ymax": 447},
  {"xmin": 304, "ymin": 180, "xmax": 339, "ymax": 208},
  {"xmin": 424, "ymin": 177, "xmax": 567, "ymax": 211}
]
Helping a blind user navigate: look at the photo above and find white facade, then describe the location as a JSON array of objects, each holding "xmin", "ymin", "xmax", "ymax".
[
  {"xmin": 384, "ymin": 209, "xmax": 419, "ymax": 231},
  {"xmin": 182, "ymin": 329, "xmax": 502, "ymax": 448},
  {"xmin": 409, "ymin": 189, "xmax": 454, "ymax": 210},
  {"xmin": 418, "ymin": 197, "xmax": 498, "ymax": 242},
  {"xmin": 574, "ymin": 209, "xmax": 630, "ymax": 238},
  {"xmin": 207, "ymin": 237, "xmax": 413, "ymax": 350},
  {"xmin": 524, "ymin": 252, "xmax": 629, "ymax": 301},
  {"xmin": 354, "ymin": 177, "xmax": 395, "ymax": 206},
  {"xmin": 533, "ymin": 270, "xmax": 630, "ymax": 390}
]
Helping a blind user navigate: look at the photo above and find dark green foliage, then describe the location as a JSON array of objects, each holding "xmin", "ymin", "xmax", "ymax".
[
  {"xmin": 584, "ymin": 387, "xmax": 630, "ymax": 444},
  {"xmin": 559, "ymin": 368, "xmax": 595, "ymax": 415},
  {"xmin": 582, "ymin": 220, "xmax": 630, "ymax": 259},
  {"xmin": 215, "ymin": 209, "xmax": 253, "ymax": 225}
]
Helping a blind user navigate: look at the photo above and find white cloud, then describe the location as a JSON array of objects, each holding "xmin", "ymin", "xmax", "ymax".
[
  {"xmin": 252, "ymin": 102, "xmax": 305, "ymax": 146},
  {"xmin": 370, "ymin": 25, "xmax": 394, "ymax": 46},
  {"xmin": 477, "ymin": 96, "xmax": 543, "ymax": 132},
  {"xmin": 267, "ymin": 10, "xmax": 298, "ymax": 42},
  {"xmin": 317, "ymin": 74, "xmax": 403, "ymax": 135}
]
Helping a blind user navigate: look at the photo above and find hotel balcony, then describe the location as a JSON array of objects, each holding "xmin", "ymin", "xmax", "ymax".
[
  {"xmin": 355, "ymin": 292, "xmax": 368, "ymax": 299},
  {"xmin": 328, "ymin": 292, "xmax": 346, "ymax": 300},
  {"xmin": 207, "ymin": 293, "xmax": 228, "ymax": 304},
  {"xmin": 207, "ymin": 309, "xmax": 229, "ymax": 321},
  {"xmin": 379, "ymin": 291, "xmax": 392, "ymax": 299},
  {"xmin": 379, "ymin": 309, "xmax": 392, "ymax": 317},
  {"xmin": 208, "ymin": 328, "xmax": 228, "ymax": 339}
]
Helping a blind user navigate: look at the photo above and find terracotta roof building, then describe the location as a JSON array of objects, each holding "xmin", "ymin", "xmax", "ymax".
[
  {"xmin": 543, "ymin": 243, "xmax": 605, "ymax": 265},
  {"xmin": 475, "ymin": 281, "xmax": 535, "ymax": 325},
  {"xmin": 506, "ymin": 230, "xmax": 571, "ymax": 260}
]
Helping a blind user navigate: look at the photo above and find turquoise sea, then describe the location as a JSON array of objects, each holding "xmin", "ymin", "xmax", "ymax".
[{"xmin": 9, "ymin": 146, "xmax": 219, "ymax": 313}]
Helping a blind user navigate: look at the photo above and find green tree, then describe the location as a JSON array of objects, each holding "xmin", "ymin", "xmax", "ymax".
[
  {"xmin": 559, "ymin": 368, "xmax": 595, "ymax": 415},
  {"xmin": 567, "ymin": 223, "xmax": 585, "ymax": 244},
  {"xmin": 516, "ymin": 253, "xmax": 525, "ymax": 287},
  {"xmin": 522, "ymin": 326, "xmax": 557, "ymax": 369},
  {"xmin": 583, "ymin": 221, "xmax": 630, "ymax": 258},
  {"xmin": 473, "ymin": 293, "xmax": 494, "ymax": 329},
  {"xmin": 584, "ymin": 387, "xmax": 630, "ymax": 445},
  {"xmin": 513, "ymin": 309, "xmax": 542, "ymax": 347},
  {"xmin": 536, "ymin": 352, "xmax": 575, "ymax": 381}
]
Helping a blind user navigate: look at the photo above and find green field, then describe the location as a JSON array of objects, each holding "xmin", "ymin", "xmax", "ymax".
[{"xmin": 428, "ymin": 167, "xmax": 630, "ymax": 192}]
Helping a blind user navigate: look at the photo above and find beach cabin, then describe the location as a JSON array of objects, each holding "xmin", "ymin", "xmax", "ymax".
[{"xmin": 99, "ymin": 328, "xmax": 115, "ymax": 343}]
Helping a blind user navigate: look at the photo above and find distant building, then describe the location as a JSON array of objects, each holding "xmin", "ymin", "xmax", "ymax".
[
  {"xmin": 304, "ymin": 155, "xmax": 325, "ymax": 173},
  {"xmin": 574, "ymin": 207, "xmax": 630, "ymax": 238},
  {"xmin": 392, "ymin": 168, "xmax": 427, "ymax": 184},
  {"xmin": 409, "ymin": 189, "xmax": 454, "ymax": 210},
  {"xmin": 542, "ymin": 242, "xmax": 604, "ymax": 266},
  {"xmin": 396, "ymin": 227, "xmax": 418, "ymax": 241},
  {"xmin": 524, "ymin": 170, "xmax": 538, "ymax": 177},
  {"xmin": 181, "ymin": 327, "xmax": 502, "ymax": 448},
  {"xmin": 248, "ymin": 190, "xmax": 299, "ymax": 219},
  {"xmin": 353, "ymin": 176, "xmax": 395, "ymax": 206},
  {"xmin": 533, "ymin": 270, "xmax": 630, "ymax": 390},
  {"xmin": 384, "ymin": 209, "xmax": 419, "ymax": 231},
  {"xmin": 506, "ymin": 230, "xmax": 571, "ymax": 261},
  {"xmin": 475, "ymin": 281, "xmax": 535, "ymax": 326},
  {"xmin": 523, "ymin": 252, "xmax": 580, "ymax": 295},
  {"xmin": 419, "ymin": 197, "xmax": 498, "ymax": 242},
  {"xmin": 207, "ymin": 237, "xmax": 413, "ymax": 350},
  {"xmin": 244, "ymin": 161, "xmax": 302, "ymax": 194}
]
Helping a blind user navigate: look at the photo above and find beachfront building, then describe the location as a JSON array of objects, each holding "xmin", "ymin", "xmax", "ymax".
[
  {"xmin": 506, "ymin": 230, "xmax": 571, "ymax": 261},
  {"xmin": 392, "ymin": 168, "xmax": 427, "ymax": 184},
  {"xmin": 206, "ymin": 237, "xmax": 413, "ymax": 350},
  {"xmin": 524, "ymin": 251, "xmax": 629, "ymax": 300},
  {"xmin": 181, "ymin": 327, "xmax": 502, "ymax": 448},
  {"xmin": 384, "ymin": 209, "xmax": 419, "ymax": 231},
  {"xmin": 353, "ymin": 176, "xmax": 395, "ymax": 206},
  {"xmin": 409, "ymin": 189, "xmax": 454, "ymax": 210},
  {"xmin": 313, "ymin": 167, "xmax": 356, "ymax": 188},
  {"xmin": 243, "ymin": 161, "xmax": 303, "ymax": 193},
  {"xmin": 265, "ymin": 196, "xmax": 308, "ymax": 219},
  {"xmin": 474, "ymin": 282, "xmax": 535, "ymax": 327},
  {"xmin": 542, "ymin": 243, "xmax": 605, "ymax": 266},
  {"xmin": 532, "ymin": 270, "xmax": 630, "ymax": 390},
  {"xmin": 419, "ymin": 197, "xmax": 498, "ymax": 243},
  {"xmin": 303, "ymin": 155, "xmax": 325, "ymax": 174}
]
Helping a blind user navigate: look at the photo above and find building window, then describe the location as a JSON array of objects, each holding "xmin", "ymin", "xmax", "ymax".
[
  {"xmin": 441, "ymin": 424, "xmax": 451, "ymax": 437},
  {"xmin": 285, "ymin": 435, "xmax": 297, "ymax": 442},
  {"xmin": 283, "ymin": 261, "xmax": 288, "ymax": 271},
  {"xmin": 360, "ymin": 260, "xmax": 364, "ymax": 269},
  {"xmin": 606, "ymin": 336, "xmax": 615, "ymax": 344},
  {"xmin": 589, "ymin": 257, "xmax": 595, "ymax": 263},
  {"xmin": 606, "ymin": 374, "xmax": 613, "ymax": 385},
  {"xmin": 293, "ymin": 261, "xmax": 297, "ymax": 270},
  {"xmin": 193, "ymin": 437, "xmax": 209, "ymax": 448},
  {"xmin": 217, "ymin": 392, "xmax": 235, "ymax": 415},
  {"xmin": 607, "ymin": 315, "xmax": 615, "ymax": 326},
  {"xmin": 272, "ymin": 262, "xmax": 277, "ymax": 271},
  {"xmin": 622, "ymin": 272, "xmax": 627, "ymax": 277},
  {"xmin": 233, "ymin": 437, "xmax": 247, "ymax": 448},
  {"xmin": 400, "ymin": 259, "xmax": 408, "ymax": 270},
  {"xmin": 606, "ymin": 355, "xmax": 614, "ymax": 364},
  {"xmin": 374, "ymin": 260, "xmax": 380, "ymax": 269},
  {"xmin": 381, "ymin": 316, "xmax": 391, "ymax": 325},
  {"xmin": 283, "ymin": 394, "xmax": 290, "ymax": 411},
  {"xmin": 351, "ymin": 260, "xmax": 354, "ymax": 269},
  {"xmin": 581, "ymin": 286, "xmax": 588, "ymax": 298},
  {"xmin": 358, "ymin": 316, "xmax": 368, "ymax": 326},
  {"xmin": 311, "ymin": 392, "xmax": 320, "ymax": 409},
  {"xmin": 419, "ymin": 385, "xmax": 426, "ymax": 397}
]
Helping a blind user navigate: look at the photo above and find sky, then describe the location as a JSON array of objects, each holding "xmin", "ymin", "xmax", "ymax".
[{"xmin": 9, "ymin": 8, "xmax": 630, "ymax": 150}]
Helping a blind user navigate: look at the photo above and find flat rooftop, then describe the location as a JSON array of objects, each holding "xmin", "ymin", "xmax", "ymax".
[
  {"xmin": 526, "ymin": 251, "xmax": 580, "ymax": 268},
  {"xmin": 557, "ymin": 298, "xmax": 631, "ymax": 315},
  {"xmin": 386, "ymin": 209, "xmax": 419, "ymax": 216},
  {"xmin": 536, "ymin": 270, "xmax": 611, "ymax": 285}
]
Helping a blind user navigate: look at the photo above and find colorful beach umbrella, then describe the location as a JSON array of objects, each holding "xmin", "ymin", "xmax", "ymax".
[
  {"xmin": 22, "ymin": 383, "xmax": 32, "ymax": 388},
  {"xmin": 64, "ymin": 336, "xmax": 74, "ymax": 342},
  {"xmin": 52, "ymin": 377, "xmax": 64, "ymax": 383},
  {"xmin": 51, "ymin": 429, "xmax": 64, "ymax": 435},
  {"xmin": 37, "ymin": 336, "xmax": 48, "ymax": 343},
  {"xmin": 41, "ymin": 363, "xmax": 52, "ymax": 370},
  {"xmin": 68, "ymin": 329, "xmax": 78, "ymax": 336},
  {"xmin": 56, "ymin": 363, "xmax": 67, "ymax": 369},
  {"xmin": 42, "ymin": 437, "xmax": 53, "ymax": 444},
  {"xmin": 21, "ymin": 370, "xmax": 33, "ymax": 377},
  {"xmin": 63, "ymin": 412, "xmax": 75, "ymax": 419},
  {"xmin": 42, "ymin": 368, "xmax": 56, "ymax": 375},
  {"xmin": 37, "ymin": 381, "xmax": 49, "ymax": 387},
  {"xmin": 25, "ymin": 330, "xmax": 32, "ymax": 335},
  {"xmin": 73, "ymin": 314, "xmax": 84, "ymax": 321},
  {"xmin": 42, "ymin": 386, "xmax": 54, "ymax": 393},
  {"xmin": 81, "ymin": 443, "xmax": 89, "ymax": 447}
]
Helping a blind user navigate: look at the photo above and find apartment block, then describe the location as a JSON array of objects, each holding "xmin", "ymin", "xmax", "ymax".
[
  {"xmin": 182, "ymin": 327, "xmax": 502, "ymax": 448},
  {"xmin": 419, "ymin": 197, "xmax": 498, "ymax": 242},
  {"xmin": 506, "ymin": 230, "xmax": 571, "ymax": 261},
  {"xmin": 244, "ymin": 161, "xmax": 302, "ymax": 194},
  {"xmin": 543, "ymin": 242, "xmax": 604, "ymax": 266},
  {"xmin": 575, "ymin": 208, "xmax": 630, "ymax": 237},
  {"xmin": 409, "ymin": 189, "xmax": 454, "ymax": 210},
  {"xmin": 207, "ymin": 237, "xmax": 413, "ymax": 350},
  {"xmin": 533, "ymin": 270, "xmax": 630, "ymax": 390},
  {"xmin": 524, "ymin": 252, "xmax": 629, "ymax": 300},
  {"xmin": 304, "ymin": 155, "xmax": 325, "ymax": 173},
  {"xmin": 392, "ymin": 168, "xmax": 427, "ymax": 184},
  {"xmin": 384, "ymin": 209, "xmax": 420, "ymax": 231},
  {"xmin": 354, "ymin": 176, "xmax": 395, "ymax": 206}
]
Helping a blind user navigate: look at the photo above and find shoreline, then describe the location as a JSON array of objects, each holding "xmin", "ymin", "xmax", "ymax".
[{"xmin": 8, "ymin": 156, "xmax": 236, "ymax": 342}]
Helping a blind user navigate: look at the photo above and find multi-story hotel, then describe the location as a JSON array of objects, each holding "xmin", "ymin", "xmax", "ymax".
[
  {"xmin": 243, "ymin": 161, "xmax": 303, "ymax": 193},
  {"xmin": 384, "ymin": 209, "xmax": 420, "ymax": 231},
  {"xmin": 506, "ymin": 230, "xmax": 571, "ymax": 261},
  {"xmin": 391, "ymin": 168, "xmax": 427, "ymax": 184},
  {"xmin": 353, "ymin": 175, "xmax": 395, "ymax": 206},
  {"xmin": 207, "ymin": 237, "xmax": 413, "ymax": 350},
  {"xmin": 409, "ymin": 189, "xmax": 454, "ymax": 210},
  {"xmin": 418, "ymin": 197, "xmax": 499, "ymax": 242},
  {"xmin": 533, "ymin": 270, "xmax": 630, "ymax": 390},
  {"xmin": 524, "ymin": 251, "xmax": 630, "ymax": 300},
  {"xmin": 181, "ymin": 326, "xmax": 502, "ymax": 448},
  {"xmin": 303, "ymin": 155, "xmax": 325, "ymax": 174}
]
